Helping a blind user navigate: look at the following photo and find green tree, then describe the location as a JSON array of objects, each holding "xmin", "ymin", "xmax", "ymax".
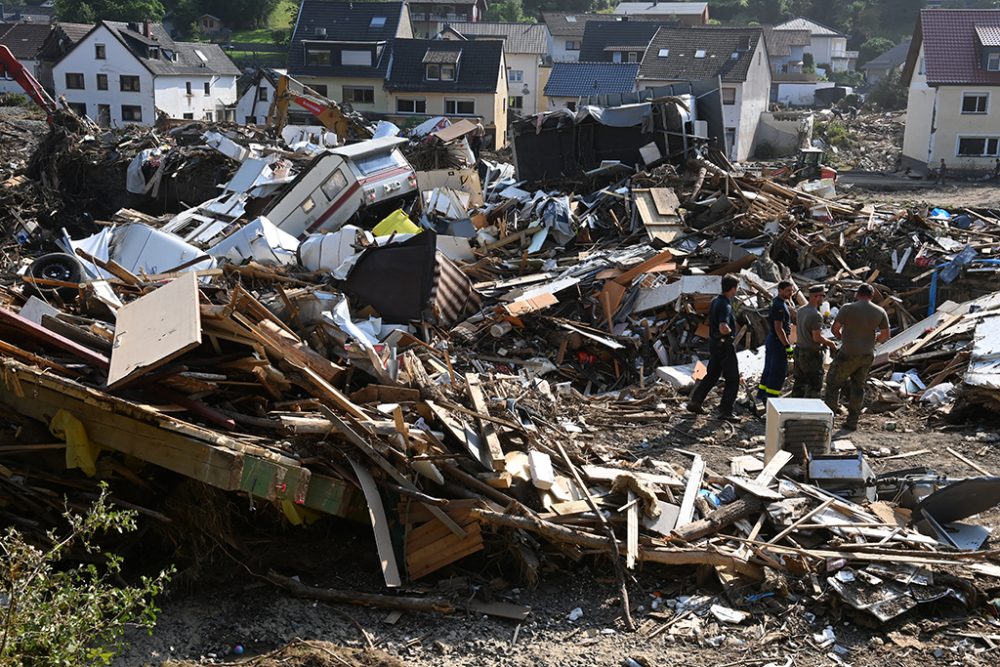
[
  {"xmin": 486, "ymin": 0, "xmax": 530, "ymax": 22},
  {"xmin": 55, "ymin": 0, "xmax": 164, "ymax": 22},
  {"xmin": 857, "ymin": 37, "xmax": 894, "ymax": 67},
  {"xmin": 0, "ymin": 486, "xmax": 172, "ymax": 665},
  {"xmin": 802, "ymin": 51, "xmax": 815, "ymax": 73},
  {"xmin": 867, "ymin": 67, "xmax": 908, "ymax": 110}
]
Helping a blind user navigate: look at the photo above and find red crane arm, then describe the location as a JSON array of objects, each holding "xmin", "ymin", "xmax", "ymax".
[{"xmin": 0, "ymin": 44, "xmax": 58, "ymax": 121}]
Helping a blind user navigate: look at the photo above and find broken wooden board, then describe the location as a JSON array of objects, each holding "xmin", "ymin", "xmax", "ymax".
[
  {"xmin": 582, "ymin": 465, "xmax": 683, "ymax": 488},
  {"xmin": 427, "ymin": 400, "xmax": 492, "ymax": 471},
  {"xmin": 348, "ymin": 457, "xmax": 402, "ymax": 588},
  {"xmin": 465, "ymin": 373, "xmax": 505, "ymax": 470},
  {"xmin": 634, "ymin": 188, "xmax": 683, "ymax": 244},
  {"xmin": 676, "ymin": 455, "xmax": 705, "ymax": 528},
  {"xmin": 107, "ymin": 272, "xmax": 201, "ymax": 389},
  {"xmin": 406, "ymin": 510, "xmax": 483, "ymax": 580}
]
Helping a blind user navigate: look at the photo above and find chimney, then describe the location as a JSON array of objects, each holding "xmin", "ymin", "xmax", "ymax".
[{"xmin": 144, "ymin": 20, "xmax": 151, "ymax": 38}]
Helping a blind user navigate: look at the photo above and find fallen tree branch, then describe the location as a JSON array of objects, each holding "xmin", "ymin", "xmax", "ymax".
[{"xmin": 268, "ymin": 571, "xmax": 456, "ymax": 614}]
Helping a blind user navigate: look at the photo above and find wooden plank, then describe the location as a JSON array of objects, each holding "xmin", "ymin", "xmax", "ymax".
[
  {"xmin": 465, "ymin": 373, "xmax": 505, "ymax": 470},
  {"xmin": 758, "ymin": 449, "xmax": 793, "ymax": 477},
  {"xmin": 676, "ymin": 455, "xmax": 705, "ymax": 528},
  {"xmin": 107, "ymin": 273, "xmax": 201, "ymax": 389},
  {"xmin": 582, "ymin": 464, "xmax": 684, "ymax": 488},
  {"xmin": 427, "ymin": 400, "xmax": 492, "ymax": 471},
  {"xmin": 946, "ymin": 447, "xmax": 993, "ymax": 476},
  {"xmin": 348, "ymin": 457, "xmax": 402, "ymax": 588},
  {"xmin": 725, "ymin": 475, "xmax": 784, "ymax": 500},
  {"xmin": 0, "ymin": 308, "xmax": 109, "ymax": 369},
  {"xmin": 407, "ymin": 518, "xmax": 482, "ymax": 580}
]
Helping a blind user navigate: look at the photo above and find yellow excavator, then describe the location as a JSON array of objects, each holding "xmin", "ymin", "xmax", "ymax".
[{"xmin": 266, "ymin": 73, "xmax": 373, "ymax": 142}]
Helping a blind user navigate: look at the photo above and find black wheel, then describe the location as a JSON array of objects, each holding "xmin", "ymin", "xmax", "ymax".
[{"xmin": 26, "ymin": 252, "xmax": 84, "ymax": 301}]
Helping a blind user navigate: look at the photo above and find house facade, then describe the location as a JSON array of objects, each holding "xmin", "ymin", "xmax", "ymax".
[
  {"xmin": 542, "ymin": 13, "xmax": 642, "ymax": 63},
  {"xmin": 287, "ymin": 0, "xmax": 412, "ymax": 115},
  {"xmin": 637, "ymin": 26, "xmax": 771, "ymax": 161},
  {"xmin": 863, "ymin": 38, "xmax": 911, "ymax": 84},
  {"xmin": 235, "ymin": 67, "xmax": 281, "ymax": 125},
  {"xmin": 409, "ymin": 0, "xmax": 486, "ymax": 39},
  {"xmin": 774, "ymin": 17, "xmax": 855, "ymax": 73},
  {"xmin": 440, "ymin": 22, "xmax": 550, "ymax": 115},
  {"xmin": 384, "ymin": 39, "xmax": 508, "ymax": 149},
  {"xmin": 902, "ymin": 9, "xmax": 1000, "ymax": 171},
  {"xmin": 35, "ymin": 22, "xmax": 91, "ymax": 93},
  {"xmin": 0, "ymin": 23, "xmax": 51, "ymax": 95},
  {"xmin": 52, "ymin": 21, "xmax": 238, "ymax": 126}
]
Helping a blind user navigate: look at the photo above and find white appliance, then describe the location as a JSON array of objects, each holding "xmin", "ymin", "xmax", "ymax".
[{"xmin": 765, "ymin": 398, "xmax": 834, "ymax": 463}]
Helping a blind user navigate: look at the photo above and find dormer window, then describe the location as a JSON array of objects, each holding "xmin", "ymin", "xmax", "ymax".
[
  {"xmin": 628, "ymin": 51, "xmax": 638, "ymax": 63},
  {"xmin": 149, "ymin": 46, "xmax": 159, "ymax": 59},
  {"xmin": 989, "ymin": 52, "xmax": 1000, "ymax": 71},
  {"xmin": 427, "ymin": 63, "xmax": 441, "ymax": 79},
  {"xmin": 423, "ymin": 49, "xmax": 460, "ymax": 80}
]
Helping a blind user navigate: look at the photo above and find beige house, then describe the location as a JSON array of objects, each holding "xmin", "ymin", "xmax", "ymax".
[
  {"xmin": 286, "ymin": 0, "xmax": 412, "ymax": 115},
  {"xmin": 384, "ymin": 39, "xmax": 509, "ymax": 149},
  {"xmin": 902, "ymin": 9, "xmax": 1000, "ymax": 172}
]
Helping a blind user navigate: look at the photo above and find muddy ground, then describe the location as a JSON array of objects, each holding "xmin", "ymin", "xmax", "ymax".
[{"xmin": 115, "ymin": 401, "xmax": 1000, "ymax": 667}]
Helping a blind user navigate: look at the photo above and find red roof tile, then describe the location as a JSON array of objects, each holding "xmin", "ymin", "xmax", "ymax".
[{"xmin": 921, "ymin": 9, "xmax": 1000, "ymax": 85}]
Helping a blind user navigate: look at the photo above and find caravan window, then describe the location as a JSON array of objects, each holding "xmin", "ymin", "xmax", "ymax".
[
  {"xmin": 354, "ymin": 149, "xmax": 407, "ymax": 176},
  {"xmin": 321, "ymin": 169, "xmax": 349, "ymax": 199}
]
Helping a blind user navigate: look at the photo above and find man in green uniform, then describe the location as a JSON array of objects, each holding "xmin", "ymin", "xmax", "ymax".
[
  {"xmin": 823, "ymin": 284, "xmax": 891, "ymax": 430},
  {"xmin": 791, "ymin": 284, "xmax": 837, "ymax": 398}
]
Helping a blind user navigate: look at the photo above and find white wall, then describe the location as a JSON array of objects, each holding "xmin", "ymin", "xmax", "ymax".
[
  {"xmin": 53, "ymin": 25, "xmax": 155, "ymax": 126},
  {"xmin": 505, "ymin": 52, "xmax": 541, "ymax": 116},
  {"xmin": 775, "ymin": 81, "xmax": 837, "ymax": 106},
  {"xmin": 154, "ymin": 74, "xmax": 237, "ymax": 120},
  {"xmin": 548, "ymin": 34, "xmax": 580, "ymax": 63},
  {"xmin": 0, "ymin": 59, "xmax": 39, "ymax": 95},
  {"xmin": 735, "ymin": 37, "xmax": 772, "ymax": 161},
  {"xmin": 902, "ymin": 44, "xmax": 934, "ymax": 168},
  {"xmin": 236, "ymin": 77, "xmax": 276, "ymax": 124}
]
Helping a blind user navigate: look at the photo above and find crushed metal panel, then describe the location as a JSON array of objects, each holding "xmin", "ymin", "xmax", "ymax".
[{"xmin": 107, "ymin": 272, "xmax": 202, "ymax": 389}]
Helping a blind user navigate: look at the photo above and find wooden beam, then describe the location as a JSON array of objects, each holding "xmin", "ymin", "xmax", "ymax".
[{"xmin": 465, "ymin": 373, "xmax": 505, "ymax": 470}]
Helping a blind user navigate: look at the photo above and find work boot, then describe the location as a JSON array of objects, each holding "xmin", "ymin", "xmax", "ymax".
[
  {"xmin": 842, "ymin": 419, "xmax": 858, "ymax": 432},
  {"xmin": 718, "ymin": 411, "xmax": 742, "ymax": 424},
  {"xmin": 686, "ymin": 402, "xmax": 705, "ymax": 415}
]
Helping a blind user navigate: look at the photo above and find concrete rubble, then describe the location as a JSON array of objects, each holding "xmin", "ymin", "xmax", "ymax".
[{"xmin": 1, "ymin": 106, "xmax": 1000, "ymax": 628}]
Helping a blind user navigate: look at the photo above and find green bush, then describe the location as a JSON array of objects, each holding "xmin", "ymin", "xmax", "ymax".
[
  {"xmin": 0, "ymin": 484, "xmax": 172, "ymax": 665},
  {"xmin": 271, "ymin": 29, "xmax": 287, "ymax": 44},
  {"xmin": 0, "ymin": 93, "xmax": 29, "ymax": 107},
  {"xmin": 822, "ymin": 121, "xmax": 850, "ymax": 147}
]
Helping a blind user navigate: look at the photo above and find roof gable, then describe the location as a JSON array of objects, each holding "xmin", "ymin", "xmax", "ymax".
[
  {"xmin": 544, "ymin": 61, "xmax": 640, "ymax": 96},
  {"xmin": 637, "ymin": 26, "xmax": 764, "ymax": 83},
  {"xmin": 385, "ymin": 38, "xmax": 503, "ymax": 92},
  {"xmin": 580, "ymin": 20, "xmax": 665, "ymax": 62},
  {"xmin": 863, "ymin": 38, "xmax": 911, "ymax": 71},
  {"xmin": 0, "ymin": 23, "xmax": 52, "ymax": 59},
  {"xmin": 541, "ymin": 12, "xmax": 660, "ymax": 38},
  {"xmin": 913, "ymin": 9, "xmax": 1000, "ymax": 85},
  {"xmin": 774, "ymin": 17, "xmax": 845, "ymax": 38},
  {"xmin": 288, "ymin": 1, "xmax": 405, "ymax": 77},
  {"xmin": 762, "ymin": 26, "xmax": 810, "ymax": 57}
]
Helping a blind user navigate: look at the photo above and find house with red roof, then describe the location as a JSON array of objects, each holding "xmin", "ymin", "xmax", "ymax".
[{"xmin": 902, "ymin": 9, "xmax": 1000, "ymax": 171}]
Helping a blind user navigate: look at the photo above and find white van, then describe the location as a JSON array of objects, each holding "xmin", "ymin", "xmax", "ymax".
[{"xmin": 264, "ymin": 137, "xmax": 418, "ymax": 239}]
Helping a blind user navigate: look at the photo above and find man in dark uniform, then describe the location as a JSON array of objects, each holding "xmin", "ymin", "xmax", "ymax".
[
  {"xmin": 687, "ymin": 274, "xmax": 741, "ymax": 422},
  {"xmin": 791, "ymin": 284, "xmax": 838, "ymax": 398},
  {"xmin": 824, "ymin": 283, "xmax": 891, "ymax": 431},
  {"xmin": 758, "ymin": 280, "xmax": 795, "ymax": 403}
]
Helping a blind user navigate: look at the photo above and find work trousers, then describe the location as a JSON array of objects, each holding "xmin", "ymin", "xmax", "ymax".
[
  {"xmin": 690, "ymin": 339, "xmax": 740, "ymax": 413},
  {"xmin": 757, "ymin": 335, "xmax": 788, "ymax": 402},
  {"xmin": 791, "ymin": 347, "xmax": 825, "ymax": 398},
  {"xmin": 824, "ymin": 351, "xmax": 874, "ymax": 422}
]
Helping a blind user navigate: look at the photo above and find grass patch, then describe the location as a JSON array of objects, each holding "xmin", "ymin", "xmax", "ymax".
[{"xmin": 230, "ymin": 0, "xmax": 297, "ymax": 43}]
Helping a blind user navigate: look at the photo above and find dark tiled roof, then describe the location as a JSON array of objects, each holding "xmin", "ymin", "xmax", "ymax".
[
  {"xmin": 579, "ymin": 20, "xmax": 664, "ymax": 61},
  {"xmin": 385, "ymin": 38, "xmax": 502, "ymax": 92},
  {"xmin": 91, "ymin": 21, "xmax": 240, "ymax": 76},
  {"xmin": 906, "ymin": 9, "xmax": 1000, "ymax": 85},
  {"xmin": 288, "ymin": 1, "xmax": 404, "ymax": 78},
  {"xmin": 863, "ymin": 38, "xmax": 911, "ymax": 71},
  {"xmin": 638, "ymin": 26, "xmax": 763, "ymax": 82},
  {"xmin": 446, "ymin": 22, "xmax": 548, "ymax": 54},
  {"xmin": 542, "ymin": 12, "xmax": 652, "ymax": 38},
  {"xmin": 762, "ymin": 26, "xmax": 810, "ymax": 57},
  {"xmin": 543, "ymin": 61, "xmax": 639, "ymax": 96},
  {"xmin": 56, "ymin": 22, "xmax": 94, "ymax": 43},
  {"xmin": 0, "ymin": 23, "xmax": 52, "ymax": 59}
]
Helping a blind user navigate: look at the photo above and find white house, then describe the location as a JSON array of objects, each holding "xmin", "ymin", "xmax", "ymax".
[
  {"xmin": 53, "ymin": 20, "xmax": 239, "ymax": 127},
  {"xmin": 440, "ymin": 22, "xmax": 551, "ymax": 116},
  {"xmin": 0, "ymin": 23, "xmax": 51, "ymax": 95},
  {"xmin": 612, "ymin": 2, "xmax": 709, "ymax": 25},
  {"xmin": 235, "ymin": 67, "xmax": 282, "ymax": 125},
  {"xmin": 637, "ymin": 26, "xmax": 772, "ymax": 161},
  {"xmin": 773, "ymin": 17, "xmax": 856, "ymax": 73}
]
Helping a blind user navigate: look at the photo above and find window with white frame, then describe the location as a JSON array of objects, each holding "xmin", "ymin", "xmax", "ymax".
[
  {"xmin": 962, "ymin": 92, "xmax": 989, "ymax": 114},
  {"xmin": 444, "ymin": 98, "xmax": 475, "ymax": 115},
  {"xmin": 508, "ymin": 69, "xmax": 523, "ymax": 82},
  {"xmin": 957, "ymin": 136, "xmax": 1000, "ymax": 156},
  {"xmin": 628, "ymin": 51, "xmax": 638, "ymax": 63},
  {"xmin": 722, "ymin": 87, "xmax": 736, "ymax": 105},
  {"xmin": 342, "ymin": 50, "xmax": 372, "ymax": 66},
  {"xmin": 565, "ymin": 40, "xmax": 580, "ymax": 51},
  {"xmin": 989, "ymin": 52, "xmax": 1000, "ymax": 71},
  {"xmin": 396, "ymin": 98, "xmax": 426, "ymax": 114}
]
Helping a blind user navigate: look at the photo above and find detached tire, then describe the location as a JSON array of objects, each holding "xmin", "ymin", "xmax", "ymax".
[{"xmin": 26, "ymin": 252, "xmax": 84, "ymax": 301}]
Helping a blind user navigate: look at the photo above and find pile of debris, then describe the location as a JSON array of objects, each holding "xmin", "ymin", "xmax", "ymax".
[
  {"xmin": 0, "ymin": 101, "xmax": 999, "ymax": 628},
  {"xmin": 814, "ymin": 110, "xmax": 905, "ymax": 173}
]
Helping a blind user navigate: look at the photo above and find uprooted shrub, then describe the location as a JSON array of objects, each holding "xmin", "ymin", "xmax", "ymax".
[{"xmin": 0, "ymin": 484, "xmax": 173, "ymax": 665}]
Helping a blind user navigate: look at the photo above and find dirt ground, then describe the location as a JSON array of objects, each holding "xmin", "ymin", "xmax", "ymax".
[{"xmin": 114, "ymin": 401, "xmax": 1000, "ymax": 667}]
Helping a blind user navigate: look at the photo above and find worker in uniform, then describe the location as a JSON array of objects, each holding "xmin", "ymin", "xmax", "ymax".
[
  {"xmin": 791, "ymin": 284, "xmax": 838, "ymax": 398},
  {"xmin": 757, "ymin": 280, "xmax": 796, "ymax": 403},
  {"xmin": 469, "ymin": 119, "xmax": 486, "ymax": 163},
  {"xmin": 823, "ymin": 283, "xmax": 891, "ymax": 431},
  {"xmin": 687, "ymin": 274, "xmax": 741, "ymax": 422}
]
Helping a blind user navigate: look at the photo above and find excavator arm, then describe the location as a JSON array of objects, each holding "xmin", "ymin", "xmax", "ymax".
[
  {"xmin": 0, "ymin": 45, "xmax": 58, "ymax": 122},
  {"xmin": 267, "ymin": 74, "xmax": 372, "ymax": 142}
]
